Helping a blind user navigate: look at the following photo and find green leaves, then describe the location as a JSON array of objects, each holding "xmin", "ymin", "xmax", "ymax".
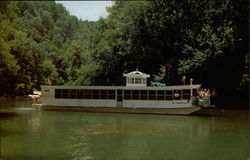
[
  {"xmin": 178, "ymin": 6, "xmax": 235, "ymax": 74},
  {"xmin": 0, "ymin": 1, "xmax": 94, "ymax": 96},
  {"xmin": 0, "ymin": 0, "xmax": 247, "ymax": 101},
  {"xmin": 0, "ymin": 39, "xmax": 20, "ymax": 78}
]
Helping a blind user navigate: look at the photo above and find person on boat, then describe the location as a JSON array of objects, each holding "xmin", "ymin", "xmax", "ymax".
[
  {"xmin": 198, "ymin": 89, "xmax": 204, "ymax": 99},
  {"xmin": 28, "ymin": 94, "xmax": 40, "ymax": 104},
  {"xmin": 174, "ymin": 92, "xmax": 180, "ymax": 98}
]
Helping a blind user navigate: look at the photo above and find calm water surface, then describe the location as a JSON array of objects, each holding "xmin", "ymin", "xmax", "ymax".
[{"xmin": 0, "ymin": 99, "xmax": 249, "ymax": 160}]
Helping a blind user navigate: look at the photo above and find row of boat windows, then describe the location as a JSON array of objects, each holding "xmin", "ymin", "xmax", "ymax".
[
  {"xmin": 54, "ymin": 89, "xmax": 197, "ymax": 100},
  {"xmin": 127, "ymin": 78, "xmax": 147, "ymax": 84},
  {"xmin": 55, "ymin": 89, "xmax": 116, "ymax": 99}
]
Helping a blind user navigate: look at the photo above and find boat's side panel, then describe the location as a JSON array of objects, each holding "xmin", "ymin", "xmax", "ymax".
[
  {"xmin": 42, "ymin": 99, "xmax": 192, "ymax": 109},
  {"xmin": 42, "ymin": 98, "xmax": 117, "ymax": 107},
  {"xmin": 123, "ymin": 100, "xmax": 192, "ymax": 108},
  {"xmin": 41, "ymin": 105, "xmax": 202, "ymax": 115}
]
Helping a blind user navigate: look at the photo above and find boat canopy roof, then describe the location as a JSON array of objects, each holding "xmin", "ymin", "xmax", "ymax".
[{"xmin": 41, "ymin": 84, "xmax": 201, "ymax": 90}]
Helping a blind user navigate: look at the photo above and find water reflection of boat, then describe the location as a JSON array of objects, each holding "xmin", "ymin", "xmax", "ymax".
[
  {"xmin": 40, "ymin": 70, "xmax": 215, "ymax": 115},
  {"xmin": 0, "ymin": 111, "xmax": 18, "ymax": 118}
]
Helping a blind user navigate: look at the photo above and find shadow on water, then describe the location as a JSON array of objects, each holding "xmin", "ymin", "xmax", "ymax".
[
  {"xmin": 191, "ymin": 107, "xmax": 250, "ymax": 117},
  {"xmin": 0, "ymin": 111, "xmax": 18, "ymax": 118},
  {"xmin": 0, "ymin": 99, "xmax": 34, "ymax": 119}
]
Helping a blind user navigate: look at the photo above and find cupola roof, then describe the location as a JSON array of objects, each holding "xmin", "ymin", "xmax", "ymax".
[{"xmin": 123, "ymin": 70, "xmax": 150, "ymax": 78}]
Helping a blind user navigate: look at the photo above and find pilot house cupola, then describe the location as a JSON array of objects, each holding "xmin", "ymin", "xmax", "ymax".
[{"xmin": 123, "ymin": 70, "xmax": 150, "ymax": 87}]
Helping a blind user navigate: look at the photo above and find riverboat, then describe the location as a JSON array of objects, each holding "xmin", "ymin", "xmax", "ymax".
[{"xmin": 41, "ymin": 70, "xmax": 215, "ymax": 115}]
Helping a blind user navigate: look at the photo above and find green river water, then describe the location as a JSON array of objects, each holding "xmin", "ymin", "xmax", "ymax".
[{"xmin": 0, "ymin": 99, "xmax": 249, "ymax": 160}]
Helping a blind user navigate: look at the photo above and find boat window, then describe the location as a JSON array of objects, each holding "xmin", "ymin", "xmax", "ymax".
[
  {"xmin": 117, "ymin": 89, "xmax": 123, "ymax": 101},
  {"xmin": 62, "ymin": 89, "xmax": 69, "ymax": 98},
  {"xmin": 100, "ymin": 90, "xmax": 107, "ymax": 99},
  {"xmin": 77, "ymin": 89, "xmax": 84, "ymax": 99},
  {"xmin": 128, "ymin": 78, "xmax": 133, "ymax": 84},
  {"xmin": 157, "ymin": 90, "xmax": 165, "ymax": 100},
  {"xmin": 55, "ymin": 89, "xmax": 62, "ymax": 98},
  {"xmin": 117, "ymin": 90, "xmax": 123, "ymax": 95},
  {"xmin": 174, "ymin": 90, "xmax": 181, "ymax": 100},
  {"xmin": 124, "ymin": 90, "xmax": 131, "ymax": 100},
  {"xmin": 192, "ymin": 89, "xmax": 198, "ymax": 96},
  {"xmin": 84, "ymin": 90, "xmax": 92, "ymax": 99},
  {"xmin": 108, "ymin": 90, "xmax": 115, "ymax": 99},
  {"xmin": 140, "ymin": 90, "xmax": 147, "ymax": 100},
  {"xmin": 149, "ymin": 90, "xmax": 156, "ymax": 100},
  {"xmin": 132, "ymin": 78, "xmax": 135, "ymax": 84},
  {"xmin": 182, "ymin": 89, "xmax": 191, "ymax": 99},
  {"xmin": 183, "ymin": 89, "xmax": 190, "ymax": 94},
  {"xmin": 165, "ymin": 90, "xmax": 173, "ymax": 100},
  {"xmin": 135, "ymin": 78, "xmax": 141, "ymax": 84},
  {"xmin": 132, "ymin": 90, "xmax": 139, "ymax": 100},
  {"xmin": 53, "ymin": 89, "xmax": 120, "ymax": 100},
  {"xmin": 69, "ymin": 89, "xmax": 76, "ymax": 99},
  {"xmin": 93, "ymin": 89, "xmax": 100, "ymax": 99},
  {"xmin": 100, "ymin": 90, "xmax": 107, "ymax": 95},
  {"xmin": 108, "ymin": 90, "xmax": 115, "ymax": 95}
]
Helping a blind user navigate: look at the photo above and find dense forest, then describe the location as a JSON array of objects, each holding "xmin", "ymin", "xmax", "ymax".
[{"xmin": 0, "ymin": 1, "xmax": 249, "ymax": 107}]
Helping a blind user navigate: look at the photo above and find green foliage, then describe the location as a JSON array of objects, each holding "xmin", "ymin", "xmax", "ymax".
[
  {"xmin": 63, "ymin": 40, "xmax": 92, "ymax": 84},
  {"xmin": 153, "ymin": 65, "xmax": 166, "ymax": 83},
  {"xmin": 0, "ymin": 0, "xmax": 248, "ymax": 106},
  {"xmin": 0, "ymin": 1, "xmax": 93, "ymax": 96},
  {"xmin": 74, "ymin": 63, "xmax": 101, "ymax": 86}
]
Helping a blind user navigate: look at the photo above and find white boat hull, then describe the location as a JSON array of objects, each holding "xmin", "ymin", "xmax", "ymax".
[{"xmin": 41, "ymin": 105, "xmax": 202, "ymax": 115}]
